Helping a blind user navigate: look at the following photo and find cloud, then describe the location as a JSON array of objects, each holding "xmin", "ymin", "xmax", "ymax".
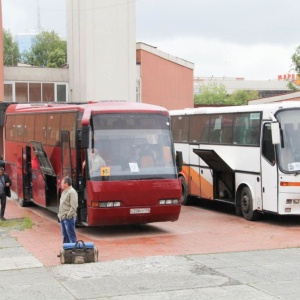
[
  {"xmin": 136, "ymin": 0, "xmax": 298, "ymax": 45},
  {"xmin": 2, "ymin": 0, "xmax": 299, "ymax": 79},
  {"xmin": 136, "ymin": 0, "xmax": 299, "ymax": 79},
  {"xmin": 141, "ymin": 36, "xmax": 298, "ymax": 79},
  {"xmin": 2, "ymin": 0, "xmax": 66, "ymax": 36}
]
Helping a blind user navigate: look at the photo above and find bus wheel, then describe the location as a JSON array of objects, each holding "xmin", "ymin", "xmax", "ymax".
[
  {"xmin": 240, "ymin": 186, "xmax": 258, "ymax": 221},
  {"xmin": 180, "ymin": 176, "xmax": 190, "ymax": 205}
]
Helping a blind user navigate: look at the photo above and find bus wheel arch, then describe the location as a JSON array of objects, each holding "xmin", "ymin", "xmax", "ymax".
[
  {"xmin": 180, "ymin": 175, "xmax": 190, "ymax": 205},
  {"xmin": 237, "ymin": 185, "xmax": 259, "ymax": 221}
]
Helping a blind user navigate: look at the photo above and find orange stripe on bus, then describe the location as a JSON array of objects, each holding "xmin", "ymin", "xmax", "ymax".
[
  {"xmin": 280, "ymin": 182, "xmax": 300, "ymax": 186},
  {"xmin": 182, "ymin": 165, "xmax": 213, "ymax": 199}
]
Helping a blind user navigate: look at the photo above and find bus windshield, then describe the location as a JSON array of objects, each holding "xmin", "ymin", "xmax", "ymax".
[
  {"xmin": 276, "ymin": 109, "xmax": 300, "ymax": 173},
  {"xmin": 87, "ymin": 113, "xmax": 176, "ymax": 180}
]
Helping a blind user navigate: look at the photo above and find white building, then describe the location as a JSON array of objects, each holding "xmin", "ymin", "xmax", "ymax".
[
  {"xmin": 194, "ymin": 76, "xmax": 291, "ymax": 98},
  {"xmin": 67, "ymin": 0, "xmax": 136, "ymax": 102}
]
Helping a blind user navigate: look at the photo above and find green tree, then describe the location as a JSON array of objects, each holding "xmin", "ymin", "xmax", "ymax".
[
  {"xmin": 3, "ymin": 29, "xmax": 20, "ymax": 66},
  {"xmin": 288, "ymin": 45, "xmax": 300, "ymax": 91},
  {"xmin": 22, "ymin": 31, "xmax": 67, "ymax": 68},
  {"xmin": 227, "ymin": 89, "xmax": 259, "ymax": 105},
  {"xmin": 291, "ymin": 45, "xmax": 300, "ymax": 73},
  {"xmin": 194, "ymin": 82, "xmax": 259, "ymax": 105},
  {"xmin": 194, "ymin": 82, "xmax": 228, "ymax": 105}
]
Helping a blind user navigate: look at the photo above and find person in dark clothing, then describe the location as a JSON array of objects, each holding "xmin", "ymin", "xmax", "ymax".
[
  {"xmin": 0, "ymin": 155, "xmax": 5, "ymax": 171},
  {"xmin": 0, "ymin": 167, "xmax": 12, "ymax": 221}
]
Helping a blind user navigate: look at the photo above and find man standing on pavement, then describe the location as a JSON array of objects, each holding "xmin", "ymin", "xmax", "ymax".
[
  {"xmin": 0, "ymin": 155, "xmax": 5, "ymax": 170},
  {"xmin": 0, "ymin": 167, "xmax": 12, "ymax": 221},
  {"xmin": 58, "ymin": 177, "xmax": 78, "ymax": 243}
]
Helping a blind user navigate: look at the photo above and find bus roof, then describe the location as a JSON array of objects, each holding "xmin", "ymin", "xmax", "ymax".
[
  {"xmin": 6, "ymin": 101, "xmax": 169, "ymax": 116},
  {"xmin": 6, "ymin": 101, "xmax": 170, "ymax": 127},
  {"xmin": 170, "ymin": 101, "xmax": 300, "ymax": 120}
]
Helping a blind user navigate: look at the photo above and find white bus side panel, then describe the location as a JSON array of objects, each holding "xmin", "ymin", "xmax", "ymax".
[
  {"xmin": 189, "ymin": 144, "xmax": 214, "ymax": 199},
  {"xmin": 261, "ymin": 156, "xmax": 278, "ymax": 212},
  {"xmin": 235, "ymin": 172, "xmax": 262, "ymax": 211},
  {"xmin": 200, "ymin": 145, "xmax": 261, "ymax": 173},
  {"xmin": 200, "ymin": 145, "xmax": 261, "ymax": 207},
  {"xmin": 278, "ymin": 175, "xmax": 300, "ymax": 215}
]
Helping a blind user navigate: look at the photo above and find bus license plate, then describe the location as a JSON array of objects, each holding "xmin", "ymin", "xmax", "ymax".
[{"xmin": 130, "ymin": 208, "xmax": 151, "ymax": 214}]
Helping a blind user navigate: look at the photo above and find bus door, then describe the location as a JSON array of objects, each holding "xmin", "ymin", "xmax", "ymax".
[
  {"xmin": 193, "ymin": 149, "xmax": 235, "ymax": 202},
  {"xmin": 31, "ymin": 141, "xmax": 57, "ymax": 212},
  {"xmin": 22, "ymin": 146, "xmax": 33, "ymax": 202},
  {"xmin": 61, "ymin": 131, "xmax": 72, "ymax": 179},
  {"xmin": 16, "ymin": 145, "xmax": 24, "ymax": 200},
  {"xmin": 261, "ymin": 123, "xmax": 278, "ymax": 212},
  {"xmin": 189, "ymin": 144, "xmax": 201, "ymax": 197}
]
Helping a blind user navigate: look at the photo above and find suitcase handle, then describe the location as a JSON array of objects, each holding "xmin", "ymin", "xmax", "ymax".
[{"xmin": 72, "ymin": 240, "xmax": 86, "ymax": 252}]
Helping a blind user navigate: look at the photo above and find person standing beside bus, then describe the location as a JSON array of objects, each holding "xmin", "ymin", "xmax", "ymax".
[
  {"xmin": 0, "ymin": 167, "xmax": 12, "ymax": 221},
  {"xmin": 0, "ymin": 155, "xmax": 5, "ymax": 171},
  {"xmin": 58, "ymin": 177, "xmax": 78, "ymax": 243}
]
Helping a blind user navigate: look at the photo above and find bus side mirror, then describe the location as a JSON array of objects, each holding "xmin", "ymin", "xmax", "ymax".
[
  {"xmin": 176, "ymin": 151, "xmax": 183, "ymax": 172},
  {"xmin": 81, "ymin": 126, "xmax": 90, "ymax": 148},
  {"xmin": 271, "ymin": 122, "xmax": 281, "ymax": 145}
]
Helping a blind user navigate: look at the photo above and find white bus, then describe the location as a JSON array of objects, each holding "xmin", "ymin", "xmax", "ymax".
[{"xmin": 170, "ymin": 102, "xmax": 300, "ymax": 221}]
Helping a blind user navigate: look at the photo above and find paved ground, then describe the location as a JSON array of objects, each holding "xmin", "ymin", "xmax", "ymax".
[
  {"xmin": 1, "ymin": 195, "xmax": 300, "ymax": 299},
  {"xmin": 2, "ymin": 227, "xmax": 300, "ymax": 299},
  {"xmin": 5, "ymin": 195, "xmax": 300, "ymax": 267}
]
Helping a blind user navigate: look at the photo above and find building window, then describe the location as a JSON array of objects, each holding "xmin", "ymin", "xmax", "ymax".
[
  {"xmin": 4, "ymin": 84, "xmax": 13, "ymax": 102},
  {"xmin": 29, "ymin": 83, "xmax": 41, "ymax": 102},
  {"xmin": 42, "ymin": 83, "xmax": 55, "ymax": 102},
  {"xmin": 15, "ymin": 82, "xmax": 28, "ymax": 102},
  {"xmin": 57, "ymin": 84, "xmax": 67, "ymax": 102},
  {"xmin": 4, "ymin": 81, "xmax": 67, "ymax": 103}
]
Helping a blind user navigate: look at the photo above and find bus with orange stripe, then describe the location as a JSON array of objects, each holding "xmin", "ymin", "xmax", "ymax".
[{"xmin": 171, "ymin": 102, "xmax": 300, "ymax": 220}]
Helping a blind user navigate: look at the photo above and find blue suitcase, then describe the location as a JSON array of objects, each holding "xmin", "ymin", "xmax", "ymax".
[{"xmin": 60, "ymin": 240, "xmax": 98, "ymax": 264}]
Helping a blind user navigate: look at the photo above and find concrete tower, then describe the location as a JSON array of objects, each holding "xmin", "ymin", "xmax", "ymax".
[{"xmin": 67, "ymin": 0, "xmax": 136, "ymax": 102}]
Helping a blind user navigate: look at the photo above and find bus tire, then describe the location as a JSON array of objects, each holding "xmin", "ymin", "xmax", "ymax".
[
  {"xmin": 240, "ymin": 186, "xmax": 259, "ymax": 221},
  {"xmin": 180, "ymin": 176, "xmax": 190, "ymax": 205}
]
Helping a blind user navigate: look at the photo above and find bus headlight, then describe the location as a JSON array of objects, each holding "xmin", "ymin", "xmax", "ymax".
[
  {"xmin": 93, "ymin": 201, "xmax": 121, "ymax": 208},
  {"xmin": 159, "ymin": 199, "xmax": 179, "ymax": 205}
]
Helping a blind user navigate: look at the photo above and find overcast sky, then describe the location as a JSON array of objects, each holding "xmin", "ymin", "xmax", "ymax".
[{"xmin": 2, "ymin": 0, "xmax": 299, "ymax": 80}]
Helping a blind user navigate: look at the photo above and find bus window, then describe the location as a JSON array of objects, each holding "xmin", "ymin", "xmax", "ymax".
[
  {"xmin": 209, "ymin": 115, "xmax": 222, "ymax": 144},
  {"xmin": 199, "ymin": 116, "xmax": 209, "ymax": 143},
  {"xmin": 35, "ymin": 114, "xmax": 47, "ymax": 144},
  {"xmin": 262, "ymin": 124, "xmax": 275, "ymax": 165},
  {"xmin": 233, "ymin": 115, "xmax": 246, "ymax": 144},
  {"xmin": 5, "ymin": 115, "xmax": 15, "ymax": 141},
  {"xmin": 189, "ymin": 115, "xmax": 209, "ymax": 143},
  {"xmin": 61, "ymin": 112, "xmax": 77, "ymax": 148},
  {"xmin": 220, "ymin": 114, "xmax": 233, "ymax": 144},
  {"xmin": 23, "ymin": 114, "xmax": 35, "ymax": 143},
  {"xmin": 171, "ymin": 115, "xmax": 189, "ymax": 143},
  {"xmin": 16, "ymin": 115, "xmax": 25, "ymax": 141},
  {"xmin": 233, "ymin": 112, "xmax": 261, "ymax": 146},
  {"xmin": 46, "ymin": 114, "xmax": 61, "ymax": 146}
]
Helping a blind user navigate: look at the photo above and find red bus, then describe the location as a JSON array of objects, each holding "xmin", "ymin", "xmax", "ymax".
[{"xmin": 4, "ymin": 101, "xmax": 182, "ymax": 226}]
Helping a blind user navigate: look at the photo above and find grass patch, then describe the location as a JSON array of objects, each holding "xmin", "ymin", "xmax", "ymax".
[{"xmin": 0, "ymin": 215, "xmax": 33, "ymax": 231}]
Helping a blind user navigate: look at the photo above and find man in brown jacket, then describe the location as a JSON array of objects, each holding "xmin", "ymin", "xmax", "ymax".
[{"xmin": 58, "ymin": 177, "xmax": 78, "ymax": 243}]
